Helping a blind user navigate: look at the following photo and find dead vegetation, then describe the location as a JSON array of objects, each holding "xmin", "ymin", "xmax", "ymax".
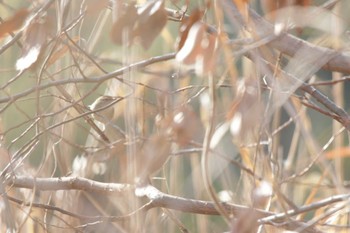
[{"xmin": 1, "ymin": 0, "xmax": 350, "ymax": 232}]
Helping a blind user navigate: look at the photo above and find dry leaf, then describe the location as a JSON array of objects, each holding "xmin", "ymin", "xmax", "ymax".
[
  {"xmin": 170, "ymin": 106, "xmax": 199, "ymax": 146},
  {"xmin": 0, "ymin": 9, "xmax": 30, "ymax": 39},
  {"xmin": 16, "ymin": 17, "xmax": 49, "ymax": 71},
  {"xmin": 233, "ymin": 0, "xmax": 250, "ymax": 21},
  {"xmin": 230, "ymin": 208, "xmax": 259, "ymax": 233},
  {"xmin": 267, "ymin": 5, "xmax": 344, "ymax": 36},
  {"xmin": 110, "ymin": 1, "xmax": 168, "ymax": 49},
  {"xmin": 176, "ymin": 8, "xmax": 218, "ymax": 74},
  {"xmin": 176, "ymin": 22, "xmax": 218, "ymax": 74},
  {"xmin": 261, "ymin": 0, "xmax": 312, "ymax": 25},
  {"xmin": 136, "ymin": 0, "xmax": 167, "ymax": 49},
  {"xmin": 176, "ymin": 22, "xmax": 206, "ymax": 65},
  {"xmin": 136, "ymin": 134, "xmax": 171, "ymax": 183},
  {"xmin": 261, "ymin": 0, "xmax": 311, "ymax": 35},
  {"xmin": 325, "ymin": 147, "xmax": 350, "ymax": 159},
  {"xmin": 176, "ymin": 8, "xmax": 203, "ymax": 51},
  {"xmin": 85, "ymin": 0, "xmax": 109, "ymax": 15},
  {"xmin": 227, "ymin": 78, "xmax": 263, "ymax": 139},
  {"xmin": 261, "ymin": 0, "xmax": 312, "ymax": 14},
  {"xmin": 110, "ymin": 4, "xmax": 138, "ymax": 45}
]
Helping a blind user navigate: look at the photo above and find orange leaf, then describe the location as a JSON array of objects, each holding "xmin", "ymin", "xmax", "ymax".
[
  {"xmin": 176, "ymin": 22, "xmax": 206, "ymax": 64},
  {"xmin": 239, "ymin": 147, "xmax": 254, "ymax": 170},
  {"xmin": 176, "ymin": 8, "xmax": 203, "ymax": 51},
  {"xmin": 325, "ymin": 147, "xmax": 350, "ymax": 159},
  {"xmin": 261, "ymin": 0, "xmax": 312, "ymax": 15},
  {"xmin": 233, "ymin": 0, "xmax": 249, "ymax": 20},
  {"xmin": 0, "ymin": 9, "xmax": 30, "ymax": 39}
]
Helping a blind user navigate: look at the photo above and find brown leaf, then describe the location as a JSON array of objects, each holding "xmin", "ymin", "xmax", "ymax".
[
  {"xmin": 0, "ymin": 9, "xmax": 30, "ymax": 39},
  {"xmin": 227, "ymin": 78, "xmax": 263, "ymax": 138},
  {"xmin": 135, "ymin": 0, "xmax": 167, "ymax": 49},
  {"xmin": 261, "ymin": 0, "xmax": 312, "ymax": 16},
  {"xmin": 85, "ymin": 0, "xmax": 109, "ymax": 15},
  {"xmin": 16, "ymin": 17, "xmax": 49, "ymax": 71},
  {"xmin": 136, "ymin": 134, "xmax": 171, "ymax": 183},
  {"xmin": 170, "ymin": 106, "xmax": 199, "ymax": 146},
  {"xmin": 176, "ymin": 21, "xmax": 218, "ymax": 74},
  {"xmin": 110, "ymin": 4, "xmax": 138, "ymax": 45},
  {"xmin": 233, "ymin": 0, "xmax": 250, "ymax": 20},
  {"xmin": 176, "ymin": 22, "xmax": 205, "ymax": 64},
  {"xmin": 110, "ymin": 1, "xmax": 167, "ymax": 49},
  {"xmin": 176, "ymin": 8, "xmax": 203, "ymax": 51},
  {"xmin": 175, "ymin": 8, "xmax": 218, "ymax": 74},
  {"xmin": 230, "ymin": 209, "xmax": 259, "ymax": 233}
]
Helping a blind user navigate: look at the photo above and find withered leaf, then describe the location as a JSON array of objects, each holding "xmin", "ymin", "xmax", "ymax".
[
  {"xmin": 110, "ymin": 4, "xmax": 138, "ymax": 45},
  {"xmin": 261, "ymin": 0, "xmax": 312, "ymax": 15},
  {"xmin": 136, "ymin": 134, "xmax": 171, "ymax": 183},
  {"xmin": 85, "ymin": 0, "xmax": 109, "ymax": 15},
  {"xmin": 171, "ymin": 106, "xmax": 199, "ymax": 146},
  {"xmin": 16, "ymin": 17, "xmax": 49, "ymax": 71},
  {"xmin": 233, "ymin": 0, "xmax": 249, "ymax": 20},
  {"xmin": 136, "ymin": 0, "xmax": 167, "ymax": 49},
  {"xmin": 176, "ymin": 22, "xmax": 204, "ymax": 64},
  {"xmin": 227, "ymin": 78, "xmax": 263, "ymax": 139},
  {"xmin": 176, "ymin": 8, "xmax": 203, "ymax": 51},
  {"xmin": 0, "ymin": 9, "xmax": 30, "ymax": 39},
  {"xmin": 110, "ymin": 1, "xmax": 167, "ymax": 49},
  {"xmin": 176, "ymin": 21, "xmax": 217, "ymax": 74}
]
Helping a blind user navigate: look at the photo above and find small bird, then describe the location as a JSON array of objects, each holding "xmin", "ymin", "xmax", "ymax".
[{"xmin": 89, "ymin": 95, "xmax": 120, "ymax": 125}]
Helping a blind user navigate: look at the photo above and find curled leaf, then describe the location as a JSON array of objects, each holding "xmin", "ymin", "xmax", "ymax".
[
  {"xmin": 16, "ymin": 17, "xmax": 49, "ymax": 71},
  {"xmin": 176, "ymin": 22, "xmax": 205, "ymax": 64},
  {"xmin": 176, "ymin": 21, "xmax": 218, "ymax": 75},
  {"xmin": 176, "ymin": 8, "xmax": 203, "ymax": 51}
]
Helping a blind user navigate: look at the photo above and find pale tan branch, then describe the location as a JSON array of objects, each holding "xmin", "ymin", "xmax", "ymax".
[{"xmin": 7, "ymin": 176, "xmax": 338, "ymax": 232}]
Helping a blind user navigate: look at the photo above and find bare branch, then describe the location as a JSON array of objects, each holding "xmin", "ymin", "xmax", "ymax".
[
  {"xmin": 6, "ymin": 176, "xmax": 336, "ymax": 232},
  {"xmin": 9, "ymin": 175, "xmax": 132, "ymax": 193}
]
